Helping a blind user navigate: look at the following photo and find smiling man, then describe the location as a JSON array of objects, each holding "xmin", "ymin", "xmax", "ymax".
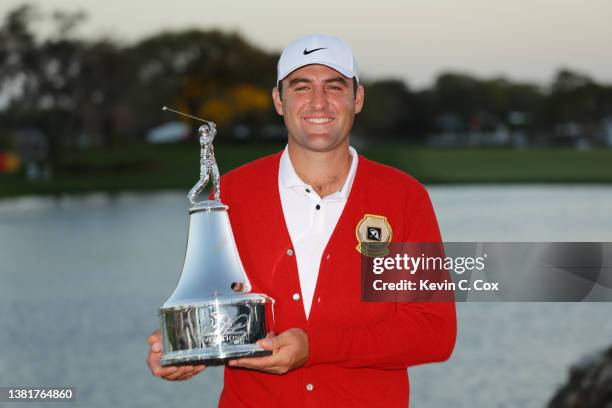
[{"xmin": 147, "ymin": 34, "xmax": 456, "ymax": 407}]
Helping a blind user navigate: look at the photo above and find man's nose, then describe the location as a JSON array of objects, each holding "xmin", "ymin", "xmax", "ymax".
[{"xmin": 310, "ymin": 86, "xmax": 328, "ymax": 110}]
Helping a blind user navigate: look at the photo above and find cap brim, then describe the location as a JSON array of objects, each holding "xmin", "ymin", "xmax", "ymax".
[{"xmin": 277, "ymin": 60, "xmax": 357, "ymax": 85}]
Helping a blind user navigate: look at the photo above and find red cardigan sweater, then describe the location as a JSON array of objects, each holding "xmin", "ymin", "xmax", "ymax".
[{"xmin": 217, "ymin": 151, "xmax": 456, "ymax": 407}]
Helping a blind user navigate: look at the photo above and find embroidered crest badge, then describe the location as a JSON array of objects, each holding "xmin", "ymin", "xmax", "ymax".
[{"xmin": 355, "ymin": 214, "xmax": 393, "ymax": 257}]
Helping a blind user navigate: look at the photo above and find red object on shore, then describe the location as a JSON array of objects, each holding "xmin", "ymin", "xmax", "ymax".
[{"xmin": 0, "ymin": 152, "xmax": 21, "ymax": 173}]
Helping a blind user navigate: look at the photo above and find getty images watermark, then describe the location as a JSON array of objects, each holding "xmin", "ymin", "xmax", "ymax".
[{"xmin": 360, "ymin": 243, "xmax": 612, "ymax": 302}]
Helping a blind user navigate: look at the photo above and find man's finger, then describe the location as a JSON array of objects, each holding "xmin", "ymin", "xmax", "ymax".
[
  {"xmin": 147, "ymin": 352, "xmax": 162, "ymax": 374},
  {"xmin": 147, "ymin": 330, "xmax": 161, "ymax": 345},
  {"xmin": 153, "ymin": 365, "xmax": 178, "ymax": 378},
  {"xmin": 229, "ymin": 358, "xmax": 284, "ymax": 375},
  {"xmin": 176, "ymin": 365, "xmax": 206, "ymax": 380},
  {"xmin": 257, "ymin": 336, "xmax": 280, "ymax": 351},
  {"xmin": 171, "ymin": 366, "xmax": 196, "ymax": 380},
  {"xmin": 230, "ymin": 360, "xmax": 277, "ymax": 371},
  {"xmin": 175, "ymin": 369, "xmax": 199, "ymax": 381},
  {"xmin": 165, "ymin": 366, "xmax": 195, "ymax": 381},
  {"xmin": 229, "ymin": 354, "xmax": 279, "ymax": 369}
]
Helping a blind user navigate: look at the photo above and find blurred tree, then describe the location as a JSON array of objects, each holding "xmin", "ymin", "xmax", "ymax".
[
  {"xmin": 195, "ymin": 84, "xmax": 269, "ymax": 127},
  {"xmin": 0, "ymin": 4, "xmax": 79, "ymax": 165},
  {"xmin": 428, "ymin": 71, "xmax": 546, "ymax": 137},
  {"xmin": 0, "ymin": 4, "xmax": 41, "ymax": 114},
  {"xmin": 432, "ymin": 73, "xmax": 543, "ymax": 117},
  {"xmin": 545, "ymin": 69, "xmax": 607, "ymax": 124},
  {"xmin": 433, "ymin": 72, "xmax": 482, "ymax": 120},
  {"xmin": 0, "ymin": 4, "xmax": 128, "ymax": 159},
  {"xmin": 360, "ymin": 79, "xmax": 413, "ymax": 136},
  {"xmin": 127, "ymin": 30, "xmax": 277, "ymax": 137},
  {"xmin": 0, "ymin": 6, "xmax": 280, "ymax": 152}
]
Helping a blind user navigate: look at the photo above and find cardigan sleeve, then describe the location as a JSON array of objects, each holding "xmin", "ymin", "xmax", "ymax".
[{"xmin": 305, "ymin": 187, "xmax": 457, "ymax": 369}]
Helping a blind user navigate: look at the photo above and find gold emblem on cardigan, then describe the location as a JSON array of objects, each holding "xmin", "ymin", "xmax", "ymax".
[{"xmin": 355, "ymin": 214, "xmax": 393, "ymax": 257}]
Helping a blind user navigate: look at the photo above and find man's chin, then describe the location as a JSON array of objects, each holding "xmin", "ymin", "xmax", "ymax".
[
  {"xmin": 302, "ymin": 140, "xmax": 345, "ymax": 153},
  {"xmin": 288, "ymin": 132, "xmax": 348, "ymax": 153}
]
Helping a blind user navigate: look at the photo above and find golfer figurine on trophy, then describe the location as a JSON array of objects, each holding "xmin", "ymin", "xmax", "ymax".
[{"xmin": 187, "ymin": 120, "xmax": 220, "ymax": 204}]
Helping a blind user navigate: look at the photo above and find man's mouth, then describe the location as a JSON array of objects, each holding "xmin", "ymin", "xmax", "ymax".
[{"xmin": 304, "ymin": 117, "xmax": 334, "ymax": 124}]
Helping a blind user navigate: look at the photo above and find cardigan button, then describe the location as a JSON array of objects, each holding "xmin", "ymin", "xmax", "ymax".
[
  {"xmin": 286, "ymin": 249, "xmax": 294, "ymax": 256},
  {"xmin": 306, "ymin": 383, "xmax": 314, "ymax": 391},
  {"xmin": 292, "ymin": 293, "xmax": 300, "ymax": 301}
]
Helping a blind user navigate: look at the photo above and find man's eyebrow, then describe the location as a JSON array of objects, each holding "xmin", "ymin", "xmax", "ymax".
[
  {"xmin": 324, "ymin": 77, "xmax": 348, "ymax": 85},
  {"xmin": 287, "ymin": 77, "xmax": 349, "ymax": 87},
  {"xmin": 288, "ymin": 78, "xmax": 312, "ymax": 87}
]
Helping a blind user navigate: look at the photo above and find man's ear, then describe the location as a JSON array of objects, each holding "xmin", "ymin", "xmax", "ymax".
[
  {"xmin": 354, "ymin": 84, "xmax": 365, "ymax": 114},
  {"xmin": 272, "ymin": 87, "xmax": 283, "ymax": 116}
]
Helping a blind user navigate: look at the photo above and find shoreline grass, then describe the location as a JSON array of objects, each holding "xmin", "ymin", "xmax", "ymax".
[{"xmin": 2, "ymin": 143, "xmax": 612, "ymax": 199}]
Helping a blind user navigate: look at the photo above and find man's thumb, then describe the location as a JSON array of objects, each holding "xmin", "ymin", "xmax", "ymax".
[{"xmin": 258, "ymin": 336, "xmax": 278, "ymax": 350}]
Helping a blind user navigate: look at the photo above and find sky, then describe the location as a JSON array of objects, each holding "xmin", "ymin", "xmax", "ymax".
[{"xmin": 2, "ymin": 0, "xmax": 612, "ymax": 89}]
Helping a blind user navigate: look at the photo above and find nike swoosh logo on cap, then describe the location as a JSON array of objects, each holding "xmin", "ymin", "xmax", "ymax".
[{"xmin": 303, "ymin": 47, "xmax": 326, "ymax": 55}]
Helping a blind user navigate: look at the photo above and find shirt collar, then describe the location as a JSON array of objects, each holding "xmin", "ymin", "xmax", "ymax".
[{"xmin": 279, "ymin": 144, "xmax": 359, "ymax": 200}]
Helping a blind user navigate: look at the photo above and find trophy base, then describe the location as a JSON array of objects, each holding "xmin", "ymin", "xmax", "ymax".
[
  {"xmin": 160, "ymin": 344, "xmax": 272, "ymax": 366},
  {"xmin": 159, "ymin": 294, "xmax": 275, "ymax": 367}
]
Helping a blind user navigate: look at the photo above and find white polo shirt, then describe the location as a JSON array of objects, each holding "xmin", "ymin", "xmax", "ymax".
[{"xmin": 278, "ymin": 145, "xmax": 359, "ymax": 318}]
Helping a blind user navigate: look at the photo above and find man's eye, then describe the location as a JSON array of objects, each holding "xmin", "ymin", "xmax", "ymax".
[
  {"xmin": 328, "ymin": 85, "xmax": 343, "ymax": 91},
  {"xmin": 295, "ymin": 86, "xmax": 309, "ymax": 91}
]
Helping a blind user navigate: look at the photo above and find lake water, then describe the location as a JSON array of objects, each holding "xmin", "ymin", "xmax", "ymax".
[{"xmin": 0, "ymin": 185, "xmax": 611, "ymax": 408}]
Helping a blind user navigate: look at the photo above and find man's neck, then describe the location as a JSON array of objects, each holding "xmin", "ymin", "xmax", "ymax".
[{"xmin": 287, "ymin": 142, "xmax": 352, "ymax": 198}]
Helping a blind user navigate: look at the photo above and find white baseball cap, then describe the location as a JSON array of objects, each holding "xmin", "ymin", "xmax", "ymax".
[{"xmin": 276, "ymin": 34, "xmax": 359, "ymax": 86}]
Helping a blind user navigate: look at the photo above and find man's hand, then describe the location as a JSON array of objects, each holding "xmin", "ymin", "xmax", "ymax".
[
  {"xmin": 228, "ymin": 328, "xmax": 309, "ymax": 375},
  {"xmin": 147, "ymin": 330, "xmax": 206, "ymax": 381}
]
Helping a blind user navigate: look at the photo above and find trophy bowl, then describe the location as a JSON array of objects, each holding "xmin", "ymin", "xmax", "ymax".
[{"xmin": 160, "ymin": 293, "xmax": 274, "ymax": 366}]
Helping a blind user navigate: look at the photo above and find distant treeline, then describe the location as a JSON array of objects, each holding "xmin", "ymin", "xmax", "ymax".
[{"xmin": 2, "ymin": 4, "xmax": 612, "ymax": 159}]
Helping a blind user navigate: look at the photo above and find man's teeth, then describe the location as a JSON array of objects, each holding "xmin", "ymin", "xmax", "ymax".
[{"xmin": 305, "ymin": 118, "xmax": 333, "ymax": 124}]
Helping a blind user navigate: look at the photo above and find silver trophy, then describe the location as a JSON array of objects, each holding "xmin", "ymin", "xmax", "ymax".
[{"xmin": 159, "ymin": 107, "xmax": 274, "ymax": 366}]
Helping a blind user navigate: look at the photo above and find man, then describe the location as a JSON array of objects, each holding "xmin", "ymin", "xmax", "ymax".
[{"xmin": 147, "ymin": 34, "xmax": 456, "ymax": 407}]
